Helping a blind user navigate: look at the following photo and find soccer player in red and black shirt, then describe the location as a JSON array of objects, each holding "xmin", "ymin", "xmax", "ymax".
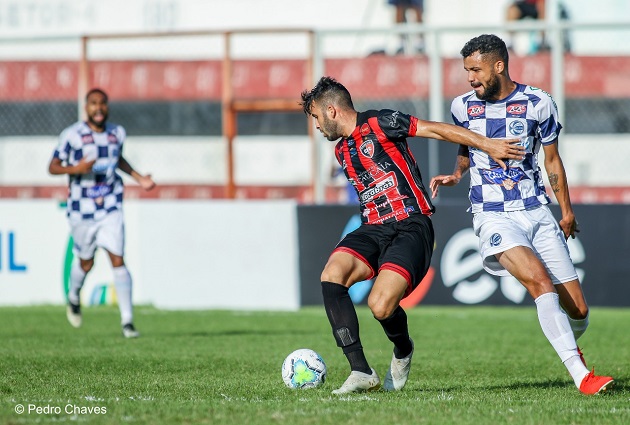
[{"xmin": 301, "ymin": 76, "xmax": 525, "ymax": 394}]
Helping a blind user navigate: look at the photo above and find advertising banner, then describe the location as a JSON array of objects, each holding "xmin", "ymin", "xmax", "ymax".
[{"xmin": 298, "ymin": 204, "xmax": 630, "ymax": 307}]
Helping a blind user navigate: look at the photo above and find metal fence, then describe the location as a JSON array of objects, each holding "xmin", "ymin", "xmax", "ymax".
[{"xmin": 0, "ymin": 17, "xmax": 629, "ymax": 203}]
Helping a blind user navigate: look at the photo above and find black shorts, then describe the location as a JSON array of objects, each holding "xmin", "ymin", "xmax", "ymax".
[{"xmin": 333, "ymin": 213, "xmax": 434, "ymax": 298}]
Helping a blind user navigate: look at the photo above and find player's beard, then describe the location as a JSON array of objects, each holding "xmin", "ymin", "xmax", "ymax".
[
  {"xmin": 88, "ymin": 111, "xmax": 108, "ymax": 130},
  {"xmin": 476, "ymin": 72, "xmax": 501, "ymax": 101},
  {"xmin": 320, "ymin": 115, "xmax": 343, "ymax": 142}
]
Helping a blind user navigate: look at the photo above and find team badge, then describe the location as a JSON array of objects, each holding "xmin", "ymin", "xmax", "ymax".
[
  {"xmin": 360, "ymin": 140, "xmax": 375, "ymax": 158},
  {"xmin": 490, "ymin": 233, "xmax": 502, "ymax": 247},
  {"xmin": 360, "ymin": 123, "xmax": 370, "ymax": 136},
  {"xmin": 509, "ymin": 120, "xmax": 525, "ymax": 136}
]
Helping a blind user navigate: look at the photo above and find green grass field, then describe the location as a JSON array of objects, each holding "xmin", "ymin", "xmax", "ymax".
[{"xmin": 0, "ymin": 305, "xmax": 628, "ymax": 425}]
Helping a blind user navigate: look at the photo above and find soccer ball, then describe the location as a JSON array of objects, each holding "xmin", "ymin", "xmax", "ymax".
[{"xmin": 281, "ymin": 348, "xmax": 327, "ymax": 389}]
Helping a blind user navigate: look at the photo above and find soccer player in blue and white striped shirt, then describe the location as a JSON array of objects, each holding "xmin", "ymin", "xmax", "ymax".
[{"xmin": 430, "ymin": 34, "xmax": 613, "ymax": 395}]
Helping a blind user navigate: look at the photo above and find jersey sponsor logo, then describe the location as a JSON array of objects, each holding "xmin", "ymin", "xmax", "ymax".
[
  {"xmin": 107, "ymin": 133, "xmax": 119, "ymax": 144},
  {"xmin": 360, "ymin": 140, "xmax": 375, "ymax": 158},
  {"xmin": 355, "ymin": 161, "xmax": 392, "ymax": 183},
  {"xmin": 388, "ymin": 111, "xmax": 400, "ymax": 127},
  {"xmin": 467, "ymin": 104, "xmax": 485, "ymax": 117},
  {"xmin": 86, "ymin": 184, "xmax": 113, "ymax": 199},
  {"xmin": 509, "ymin": 120, "xmax": 525, "ymax": 136},
  {"xmin": 490, "ymin": 233, "xmax": 502, "ymax": 247},
  {"xmin": 506, "ymin": 103, "xmax": 527, "ymax": 115},
  {"xmin": 360, "ymin": 123, "xmax": 371, "ymax": 136},
  {"xmin": 359, "ymin": 174, "xmax": 395, "ymax": 203},
  {"xmin": 81, "ymin": 134, "xmax": 94, "ymax": 144},
  {"xmin": 479, "ymin": 167, "xmax": 528, "ymax": 190}
]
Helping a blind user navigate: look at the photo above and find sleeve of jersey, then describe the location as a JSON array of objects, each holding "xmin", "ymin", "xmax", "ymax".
[
  {"xmin": 450, "ymin": 98, "xmax": 469, "ymax": 156},
  {"xmin": 53, "ymin": 129, "xmax": 72, "ymax": 161},
  {"xmin": 376, "ymin": 109, "xmax": 416, "ymax": 140},
  {"xmin": 537, "ymin": 93, "xmax": 563, "ymax": 145}
]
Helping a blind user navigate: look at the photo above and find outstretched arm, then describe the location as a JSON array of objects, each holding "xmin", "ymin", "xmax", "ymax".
[
  {"xmin": 429, "ymin": 148, "xmax": 470, "ymax": 198},
  {"xmin": 48, "ymin": 156, "xmax": 95, "ymax": 175},
  {"xmin": 118, "ymin": 155, "xmax": 156, "ymax": 191},
  {"xmin": 415, "ymin": 119, "xmax": 524, "ymax": 170},
  {"xmin": 543, "ymin": 141, "xmax": 578, "ymax": 239}
]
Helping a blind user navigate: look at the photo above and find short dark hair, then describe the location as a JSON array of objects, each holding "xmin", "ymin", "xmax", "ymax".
[
  {"xmin": 460, "ymin": 34, "xmax": 509, "ymax": 67},
  {"xmin": 85, "ymin": 88, "xmax": 108, "ymax": 103},
  {"xmin": 300, "ymin": 76, "xmax": 354, "ymax": 115}
]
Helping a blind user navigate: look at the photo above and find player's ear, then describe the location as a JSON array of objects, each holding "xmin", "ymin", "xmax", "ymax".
[
  {"xmin": 495, "ymin": 60, "xmax": 505, "ymax": 74},
  {"xmin": 327, "ymin": 104, "xmax": 337, "ymax": 119}
]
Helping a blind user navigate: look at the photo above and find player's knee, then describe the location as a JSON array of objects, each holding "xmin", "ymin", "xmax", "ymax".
[
  {"xmin": 569, "ymin": 305, "xmax": 589, "ymax": 321},
  {"xmin": 367, "ymin": 297, "xmax": 396, "ymax": 321},
  {"xmin": 80, "ymin": 259, "xmax": 94, "ymax": 273},
  {"xmin": 320, "ymin": 262, "xmax": 348, "ymax": 285},
  {"xmin": 320, "ymin": 267, "xmax": 337, "ymax": 284}
]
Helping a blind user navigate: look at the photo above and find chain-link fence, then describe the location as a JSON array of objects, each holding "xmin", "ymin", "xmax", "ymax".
[{"xmin": 0, "ymin": 19, "xmax": 629, "ymax": 203}]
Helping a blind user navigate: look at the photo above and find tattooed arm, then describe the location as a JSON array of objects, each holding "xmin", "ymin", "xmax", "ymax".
[{"xmin": 543, "ymin": 141, "xmax": 579, "ymax": 239}]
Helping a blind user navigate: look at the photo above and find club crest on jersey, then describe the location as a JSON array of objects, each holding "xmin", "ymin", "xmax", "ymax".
[
  {"xmin": 360, "ymin": 140, "xmax": 375, "ymax": 158},
  {"xmin": 467, "ymin": 104, "xmax": 485, "ymax": 118},
  {"xmin": 360, "ymin": 123, "xmax": 371, "ymax": 136},
  {"xmin": 480, "ymin": 167, "xmax": 528, "ymax": 190},
  {"xmin": 509, "ymin": 120, "xmax": 525, "ymax": 136}
]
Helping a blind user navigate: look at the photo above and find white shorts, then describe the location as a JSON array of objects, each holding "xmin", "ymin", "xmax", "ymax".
[
  {"xmin": 70, "ymin": 210, "xmax": 125, "ymax": 259},
  {"xmin": 472, "ymin": 205, "xmax": 578, "ymax": 284}
]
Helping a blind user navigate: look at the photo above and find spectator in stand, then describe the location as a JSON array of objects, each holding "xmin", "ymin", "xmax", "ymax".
[
  {"xmin": 505, "ymin": 0, "xmax": 571, "ymax": 54},
  {"xmin": 388, "ymin": 0, "xmax": 425, "ymax": 55}
]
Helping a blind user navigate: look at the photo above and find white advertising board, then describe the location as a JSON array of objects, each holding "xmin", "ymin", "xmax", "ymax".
[{"xmin": 0, "ymin": 200, "xmax": 300, "ymax": 311}]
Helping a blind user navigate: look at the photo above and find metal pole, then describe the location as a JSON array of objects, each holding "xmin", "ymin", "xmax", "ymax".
[
  {"xmin": 78, "ymin": 36, "xmax": 89, "ymax": 121},
  {"xmin": 548, "ymin": 0, "xmax": 566, "ymax": 130},
  {"xmin": 222, "ymin": 32, "xmax": 236, "ymax": 199},
  {"xmin": 427, "ymin": 28, "xmax": 443, "ymax": 200},
  {"xmin": 312, "ymin": 31, "xmax": 325, "ymax": 205}
]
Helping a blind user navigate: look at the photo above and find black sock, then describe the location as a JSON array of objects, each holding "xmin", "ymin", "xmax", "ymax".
[
  {"xmin": 377, "ymin": 306, "xmax": 413, "ymax": 359},
  {"xmin": 321, "ymin": 281, "xmax": 371, "ymax": 374}
]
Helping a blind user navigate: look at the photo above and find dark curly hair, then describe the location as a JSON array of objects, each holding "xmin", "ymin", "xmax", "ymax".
[
  {"xmin": 300, "ymin": 76, "xmax": 354, "ymax": 116},
  {"xmin": 85, "ymin": 88, "xmax": 108, "ymax": 103},
  {"xmin": 460, "ymin": 34, "xmax": 509, "ymax": 67}
]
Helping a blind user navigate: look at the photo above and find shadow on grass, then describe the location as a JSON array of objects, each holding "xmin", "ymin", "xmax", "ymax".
[
  {"xmin": 420, "ymin": 377, "xmax": 628, "ymax": 394},
  {"xmin": 155, "ymin": 329, "xmax": 319, "ymax": 338}
]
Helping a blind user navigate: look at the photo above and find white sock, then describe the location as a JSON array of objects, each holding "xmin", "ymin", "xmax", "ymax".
[
  {"xmin": 68, "ymin": 262, "xmax": 86, "ymax": 305},
  {"xmin": 568, "ymin": 313, "xmax": 589, "ymax": 341},
  {"xmin": 113, "ymin": 265, "xmax": 133, "ymax": 326},
  {"xmin": 535, "ymin": 292, "xmax": 589, "ymax": 388}
]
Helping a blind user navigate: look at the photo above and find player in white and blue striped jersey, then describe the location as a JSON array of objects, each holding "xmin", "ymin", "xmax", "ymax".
[
  {"xmin": 49, "ymin": 88, "xmax": 155, "ymax": 339},
  {"xmin": 429, "ymin": 34, "xmax": 613, "ymax": 395}
]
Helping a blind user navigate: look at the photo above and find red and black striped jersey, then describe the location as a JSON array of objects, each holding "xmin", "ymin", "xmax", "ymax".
[{"xmin": 335, "ymin": 109, "xmax": 435, "ymax": 225}]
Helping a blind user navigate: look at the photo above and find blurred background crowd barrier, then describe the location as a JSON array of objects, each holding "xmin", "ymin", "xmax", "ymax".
[{"xmin": 0, "ymin": 0, "xmax": 629, "ymax": 205}]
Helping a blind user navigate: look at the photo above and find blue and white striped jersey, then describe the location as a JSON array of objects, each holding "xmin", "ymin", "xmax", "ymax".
[
  {"xmin": 451, "ymin": 83, "xmax": 561, "ymax": 213},
  {"xmin": 53, "ymin": 121, "xmax": 125, "ymax": 221}
]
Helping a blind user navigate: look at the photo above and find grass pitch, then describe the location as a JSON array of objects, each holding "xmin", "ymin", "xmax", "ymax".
[{"xmin": 0, "ymin": 305, "xmax": 628, "ymax": 425}]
